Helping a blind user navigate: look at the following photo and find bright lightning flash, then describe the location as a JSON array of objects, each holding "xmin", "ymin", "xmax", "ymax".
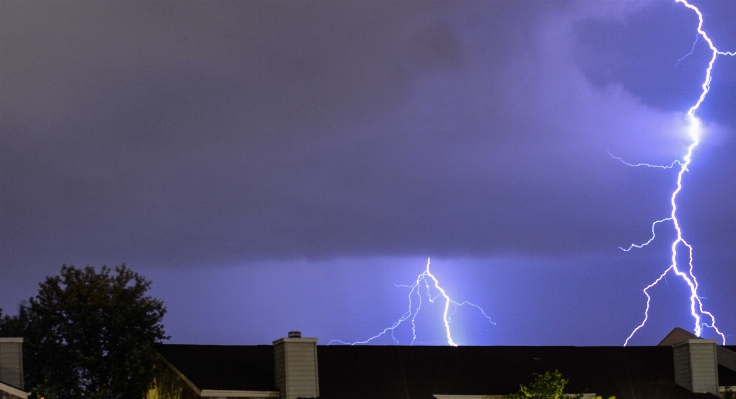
[
  {"xmin": 328, "ymin": 258, "xmax": 494, "ymax": 346},
  {"xmin": 621, "ymin": 0, "xmax": 734, "ymax": 346}
]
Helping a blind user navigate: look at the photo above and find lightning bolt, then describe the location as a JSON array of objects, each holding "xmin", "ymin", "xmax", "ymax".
[
  {"xmin": 328, "ymin": 258, "xmax": 494, "ymax": 346},
  {"xmin": 621, "ymin": 0, "xmax": 734, "ymax": 346}
]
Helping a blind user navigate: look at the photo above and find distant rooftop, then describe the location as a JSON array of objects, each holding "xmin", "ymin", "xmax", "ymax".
[{"xmin": 157, "ymin": 342, "xmax": 736, "ymax": 399}]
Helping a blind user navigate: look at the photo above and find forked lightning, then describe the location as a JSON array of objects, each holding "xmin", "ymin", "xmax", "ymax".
[
  {"xmin": 620, "ymin": 0, "xmax": 733, "ymax": 346},
  {"xmin": 329, "ymin": 258, "xmax": 494, "ymax": 346}
]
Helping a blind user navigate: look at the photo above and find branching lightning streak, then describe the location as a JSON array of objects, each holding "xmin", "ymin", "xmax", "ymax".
[
  {"xmin": 623, "ymin": 0, "xmax": 733, "ymax": 346},
  {"xmin": 328, "ymin": 258, "xmax": 494, "ymax": 346},
  {"xmin": 675, "ymin": 34, "xmax": 698, "ymax": 68},
  {"xmin": 619, "ymin": 218, "xmax": 672, "ymax": 252},
  {"xmin": 608, "ymin": 150, "xmax": 683, "ymax": 169}
]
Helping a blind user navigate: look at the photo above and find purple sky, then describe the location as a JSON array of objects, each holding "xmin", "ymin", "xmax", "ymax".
[{"xmin": 1, "ymin": 0, "xmax": 735, "ymax": 346}]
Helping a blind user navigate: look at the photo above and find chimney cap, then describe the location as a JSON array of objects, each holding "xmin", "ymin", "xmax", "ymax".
[{"xmin": 288, "ymin": 331, "xmax": 302, "ymax": 338}]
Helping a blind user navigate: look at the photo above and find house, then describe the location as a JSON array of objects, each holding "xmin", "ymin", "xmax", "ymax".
[
  {"xmin": 150, "ymin": 329, "xmax": 736, "ymax": 399},
  {"xmin": 0, "ymin": 338, "xmax": 27, "ymax": 399}
]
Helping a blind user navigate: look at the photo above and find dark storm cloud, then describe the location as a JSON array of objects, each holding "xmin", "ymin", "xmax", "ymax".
[
  {"xmin": 573, "ymin": 0, "xmax": 736, "ymax": 127},
  {"xmin": 3, "ymin": 0, "xmax": 736, "ymax": 347},
  {"xmin": 570, "ymin": 0, "xmax": 736, "ymax": 253},
  {"xmin": 2, "ymin": 0, "xmax": 734, "ymax": 272}
]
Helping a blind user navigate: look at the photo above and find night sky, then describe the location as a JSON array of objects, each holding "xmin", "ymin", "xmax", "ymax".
[{"xmin": 2, "ymin": 0, "xmax": 735, "ymax": 347}]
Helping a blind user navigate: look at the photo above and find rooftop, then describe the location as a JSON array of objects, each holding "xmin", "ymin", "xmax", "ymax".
[{"xmin": 156, "ymin": 343, "xmax": 736, "ymax": 399}]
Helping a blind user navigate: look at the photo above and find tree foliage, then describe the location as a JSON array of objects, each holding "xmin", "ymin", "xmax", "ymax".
[
  {"xmin": 0, "ymin": 305, "xmax": 30, "ymax": 337},
  {"xmin": 0, "ymin": 264, "xmax": 168, "ymax": 399},
  {"xmin": 505, "ymin": 370, "xmax": 583, "ymax": 399}
]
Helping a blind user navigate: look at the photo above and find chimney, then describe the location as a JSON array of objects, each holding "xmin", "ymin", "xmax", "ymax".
[
  {"xmin": 0, "ymin": 338, "xmax": 24, "ymax": 390},
  {"xmin": 273, "ymin": 331, "xmax": 319, "ymax": 399},
  {"xmin": 673, "ymin": 339, "xmax": 718, "ymax": 394}
]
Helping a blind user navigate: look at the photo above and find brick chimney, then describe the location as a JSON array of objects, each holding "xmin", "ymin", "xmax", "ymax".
[
  {"xmin": 673, "ymin": 339, "xmax": 718, "ymax": 394},
  {"xmin": 273, "ymin": 331, "xmax": 319, "ymax": 399}
]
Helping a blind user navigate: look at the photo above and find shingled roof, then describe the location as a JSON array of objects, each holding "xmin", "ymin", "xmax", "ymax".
[
  {"xmin": 156, "ymin": 344, "xmax": 277, "ymax": 392},
  {"xmin": 156, "ymin": 342, "xmax": 736, "ymax": 399}
]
